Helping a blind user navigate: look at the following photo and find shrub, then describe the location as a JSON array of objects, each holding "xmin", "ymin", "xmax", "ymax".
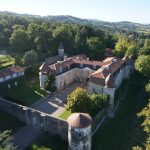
[{"xmin": 66, "ymin": 87, "xmax": 108, "ymax": 116}]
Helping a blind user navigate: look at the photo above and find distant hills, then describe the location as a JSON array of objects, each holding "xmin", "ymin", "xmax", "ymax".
[{"xmin": 0, "ymin": 11, "xmax": 150, "ymax": 33}]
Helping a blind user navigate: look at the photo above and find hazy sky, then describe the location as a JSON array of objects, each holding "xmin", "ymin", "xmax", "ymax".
[{"xmin": 0, "ymin": 0, "xmax": 149, "ymax": 23}]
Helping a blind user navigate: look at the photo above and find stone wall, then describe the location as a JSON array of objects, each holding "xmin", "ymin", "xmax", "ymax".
[
  {"xmin": 0, "ymin": 98, "xmax": 68, "ymax": 141},
  {"xmin": 92, "ymin": 109, "xmax": 106, "ymax": 132}
]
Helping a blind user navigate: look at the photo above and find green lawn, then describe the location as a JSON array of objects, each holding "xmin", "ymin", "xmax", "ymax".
[
  {"xmin": 92, "ymin": 72, "xmax": 148, "ymax": 150},
  {"xmin": 0, "ymin": 54, "xmax": 15, "ymax": 69},
  {"xmin": 0, "ymin": 76, "xmax": 50, "ymax": 106},
  {"xmin": 58, "ymin": 110, "xmax": 71, "ymax": 120},
  {"xmin": 26, "ymin": 132, "xmax": 67, "ymax": 150},
  {"xmin": 0, "ymin": 110, "xmax": 24, "ymax": 133}
]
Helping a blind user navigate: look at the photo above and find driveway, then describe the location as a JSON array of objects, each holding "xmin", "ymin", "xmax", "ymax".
[{"xmin": 33, "ymin": 82, "xmax": 87, "ymax": 117}]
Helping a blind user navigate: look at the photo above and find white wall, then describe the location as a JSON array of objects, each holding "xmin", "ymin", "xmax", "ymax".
[{"xmin": 39, "ymin": 72, "xmax": 47, "ymax": 89}]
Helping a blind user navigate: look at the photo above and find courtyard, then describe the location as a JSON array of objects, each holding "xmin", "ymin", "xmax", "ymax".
[{"xmin": 33, "ymin": 82, "xmax": 87, "ymax": 117}]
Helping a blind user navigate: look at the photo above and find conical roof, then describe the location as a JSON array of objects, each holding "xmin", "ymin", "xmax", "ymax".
[{"xmin": 67, "ymin": 113, "xmax": 92, "ymax": 128}]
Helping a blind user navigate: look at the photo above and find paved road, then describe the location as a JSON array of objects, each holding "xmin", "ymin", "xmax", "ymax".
[{"xmin": 33, "ymin": 82, "xmax": 86, "ymax": 117}]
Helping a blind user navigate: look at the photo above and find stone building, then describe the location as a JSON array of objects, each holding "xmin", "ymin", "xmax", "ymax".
[
  {"xmin": 67, "ymin": 113, "xmax": 92, "ymax": 150},
  {"xmin": 39, "ymin": 45, "xmax": 134, "ymax": 107}
]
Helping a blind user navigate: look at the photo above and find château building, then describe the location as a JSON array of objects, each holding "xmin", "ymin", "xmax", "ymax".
[{"xmin": 39, "ymin": 43, "xmax": 134, "ymax": 107}]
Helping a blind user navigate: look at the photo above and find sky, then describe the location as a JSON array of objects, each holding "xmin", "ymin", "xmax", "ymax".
[{"xmin": 0, "ymin": 0, "xmax": 150, "ymax": 24}]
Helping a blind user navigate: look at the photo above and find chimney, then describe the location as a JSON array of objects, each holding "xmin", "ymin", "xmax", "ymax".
[{"xmin": 64, "ymin": 56, "xmax": 67, "ymax": 60}]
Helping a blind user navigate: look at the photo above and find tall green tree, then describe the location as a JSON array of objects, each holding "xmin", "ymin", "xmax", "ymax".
[
  {"xmin": 135, "ymin": 55, "xmax": 150, "ymax": 78},
  {"xmin": 0, "ymin": 130, "xmax": 15, "ymax": 150},
  {"xmin": 126, "ymin": 44, "xmax": 138, "ymax": 57},
  {"xmin": 66, "ymin": 87, "xmax": 92, "ymax": 114},
  {"xmin": 115, "ymin": 37, "xmax": 130, "ymax": 57},
  {"xmin": 87, "ymin": 37, "xmax": 105, "ymax": 59},
  {"xmin": 10, "ymin": 27, "xmax": 29, "ymax": 52},
  {"xmin": 23, "ymin": 49, "xmax": 38, "ymax": 66}
]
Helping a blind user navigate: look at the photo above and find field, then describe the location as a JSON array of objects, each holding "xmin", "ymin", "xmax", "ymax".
[{"xmin": 26, "ymin": 132, "xmax": 67, "ymax": 150}]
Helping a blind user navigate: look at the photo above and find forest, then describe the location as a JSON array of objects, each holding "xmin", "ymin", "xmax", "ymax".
[{"xmin": 0, "ymin": 11, "xmax": 150, "ymax": 62}]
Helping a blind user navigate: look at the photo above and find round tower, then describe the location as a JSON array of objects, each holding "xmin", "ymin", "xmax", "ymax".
[
  {"xmin": 67, "ymin": 113, "xmax": 92, "ymax": 150},
  {"xmin": 58, "ymin": 42, "xmax": 64, "ymax": 57},
  {"xmin": 39, "ymin": 72, "xmax": 47, "ymax": 89},
  {"xmin": 39, "ymin": 63, "xmax": 49, "ymax": 89}
]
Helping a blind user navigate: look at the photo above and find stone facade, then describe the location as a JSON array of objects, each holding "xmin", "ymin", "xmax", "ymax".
[
  {"xmin": 67, "ymin": 113, "xmax": 92, "ymax": 150},
  {"xmin": 55, "ymin": 67, "xmax": 95, "ymax": 90}
]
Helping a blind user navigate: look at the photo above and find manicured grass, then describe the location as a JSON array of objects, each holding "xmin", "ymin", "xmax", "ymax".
[
  {"xmin": 92, "ymin": 72, "xmax": 148, "ymax": 150},
  {"xmin": 26, "ymin": 132, "xmax": 67, "ymax": 150},
  {"xmin": 0, "ymin": 110, "xmax": 24, "ymax": 133},
  {"xmin": 58, "ymin": 110, "xmax": 72, "ymax": 120},
  {"xmin": 0, "ymin": 76, "xmax": 49, "ymax": 106},
  {"xmin": 0, "ymin": 54, "xmax": 15, "ymax": 69}
]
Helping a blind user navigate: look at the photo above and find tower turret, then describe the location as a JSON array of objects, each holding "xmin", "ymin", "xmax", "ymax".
[
  {"xmin": 67, "ymin": 113, "xmax": 92, "ymax": 150},
  {"xmin": 58, "ymin": 42, "xmax": 64, "ymax": 57}
]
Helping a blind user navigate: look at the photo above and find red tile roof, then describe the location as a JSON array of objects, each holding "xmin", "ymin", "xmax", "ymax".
[
  {"xmin": 0, "ymin": 66, "xmax": 24, "ymax": 78},
  {"xmin": 89, "ymin": 57, "xmax": 125, "ymax": 88}
]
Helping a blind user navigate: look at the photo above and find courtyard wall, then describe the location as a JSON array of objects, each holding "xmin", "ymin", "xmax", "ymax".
[{"xmin": 0, "ymin": 98, "xmax": 68, "ymax": 141}]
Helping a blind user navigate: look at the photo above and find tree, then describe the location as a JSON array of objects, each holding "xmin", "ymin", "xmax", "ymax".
[
  {"xmin": 115, "ymin": 37, "xmax": 130, "ymax": 57},
  {"xmin": 140, "ymin": 46, "xmax": 150, "ymax": 55},
  {"xmin": 66, "ymin": 87, "xmax": 92, "ymax": 114},
  {"xmin": 126, "ymin": 44, "xmax": 138, "ymax": 57},
  {"xmin": 132, "ymin": 146, "xmax": 143, "ymax": 150},
  {"xmin": 145, "ymin": 81, "xmax": 150, "ymax": 93},
  {"xmin": 10, "ymin": 27, "xmax": 29, "ymax": 52},
  {"xmin": 15, "ymin": 55, "xmax": 22, "ymax": 65},
  {"xmin": 90, "ymin": 93, "xmax": 108, "ymax": 115},
  {"xmin": 136, "ymin": 102, "xmax": 150, "ymax": 150},
  {"xmin": 143, "ymin": 38, "xmax": 150, "ymax": 49},
  {"xmin": 87, "ymin": 37, "xmax": 105, "ymax": 60},
  {"xmin": 0, "ymin": 130, "xmax": 15, "ymax": 150},
  {"xmin": 23, "ymin": 50, "xmax": 38, "ymax": 66},
  {"xmin": 135, "ymin": 55, "xmax": 150, "ymax": 78},
  {"xmin": 66, "ymin": 87, "xmax": 108, "ymax": 116},
  {"xmin": 45, "ymin": 75, "xmax": 56, "ymax": 92}
]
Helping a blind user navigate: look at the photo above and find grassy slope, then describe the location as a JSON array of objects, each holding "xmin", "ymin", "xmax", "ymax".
[
  {"xmin": 92, "ymin": 72, "xmax": 148, "ymax": 150},
  {"xmin": 0, "ymin": 76, "xmax": 49, "ymax": 106}
]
